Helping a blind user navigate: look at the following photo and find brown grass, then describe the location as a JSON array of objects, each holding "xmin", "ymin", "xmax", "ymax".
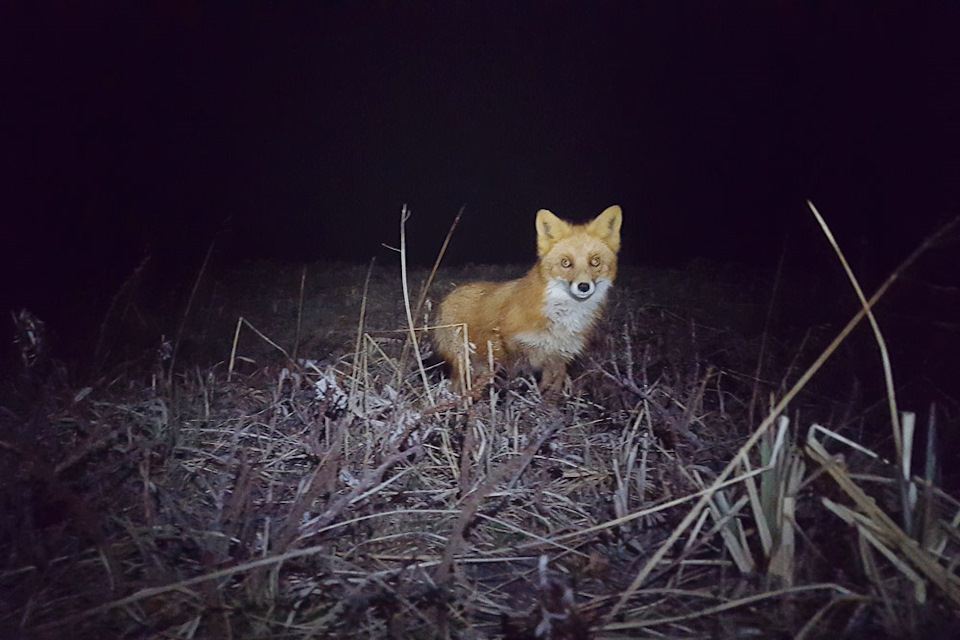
[{"xmin": 1, "ymin": 208, "xmax": 958, "ymax": 639}]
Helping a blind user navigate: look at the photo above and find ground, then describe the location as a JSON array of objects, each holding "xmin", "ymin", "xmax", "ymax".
[{"xmin": 1, "ymin": 258, "xmax": 957, "ymax": 639}]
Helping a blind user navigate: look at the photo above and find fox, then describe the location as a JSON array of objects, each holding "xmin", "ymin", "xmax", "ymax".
[{"xmin": 436, "ymin": 205, "xmax": 622, "ymax": 394}]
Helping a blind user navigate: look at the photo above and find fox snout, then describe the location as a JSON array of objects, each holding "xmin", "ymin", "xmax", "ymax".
[{"xmin": 569, "ymin": 279, "xmax": 596, "ymax": 299}]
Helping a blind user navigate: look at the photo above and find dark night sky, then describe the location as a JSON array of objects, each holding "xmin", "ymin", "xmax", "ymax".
[{"xmin": 2, "ymin": 3, "xmax": 959, "ymax": 326}]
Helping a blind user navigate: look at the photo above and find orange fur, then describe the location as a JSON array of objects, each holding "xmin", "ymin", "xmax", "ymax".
[{"xmin": 436, "ymin": 205, "xmax": 622, "ymax": 393}]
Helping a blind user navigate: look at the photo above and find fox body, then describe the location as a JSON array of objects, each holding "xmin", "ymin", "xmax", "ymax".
[{"xmin": 436, "ymin": 205, "xmax": 622, "ymax": 393}]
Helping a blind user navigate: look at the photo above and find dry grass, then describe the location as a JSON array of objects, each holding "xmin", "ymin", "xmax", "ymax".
[{"xmin": 1, "ymin": 208, "xmax": 959, "ymax": 639}]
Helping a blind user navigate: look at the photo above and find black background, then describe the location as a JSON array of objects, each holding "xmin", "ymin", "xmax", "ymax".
[{"xmin": 3, "ymin": 3, "xmax": 958, "ymax": 343}]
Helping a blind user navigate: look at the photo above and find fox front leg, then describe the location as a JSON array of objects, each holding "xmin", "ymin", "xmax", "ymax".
[{"xmin": 538, "ymin": 358, "xmax": 569, "ymax": 395}]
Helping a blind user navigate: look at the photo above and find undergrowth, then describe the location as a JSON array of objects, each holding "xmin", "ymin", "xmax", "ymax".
[{"xmin": 1, "ymin": 206, "xmax": 958, "ymax": 639}]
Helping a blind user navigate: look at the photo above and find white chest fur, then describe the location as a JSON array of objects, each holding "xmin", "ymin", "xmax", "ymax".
[{"xmin": 514, "ymin": 278, "xmax": 612, "ymax": 361}]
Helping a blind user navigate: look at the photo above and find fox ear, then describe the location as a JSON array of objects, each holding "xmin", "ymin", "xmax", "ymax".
[
  {"xmin": 536, "ymin": 209, "xmax": 572, "ymax": 256},
  {"xmin": 587, "ymin": 205, "xmax": 622, "ymax": 253}
]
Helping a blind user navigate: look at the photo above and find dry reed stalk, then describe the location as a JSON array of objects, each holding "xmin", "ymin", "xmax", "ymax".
[
  {"xmin": 807, "ymin": 201, "xmax": 903, "ymax": 461},
  {"xmin": 397, "ymin": 205, "xmax": 435, "ymax": 406},
  {"xmin": 395, "ymin": 205, "xmax": 464, "ymax": 386},
  {"xmin": 227, "ymin": 316, "xmax": 293, "ymax": 381},
  {"xmin": 607, "ymin": 204, "xmax": 959, "ymax": 621},
  {"xmin": 292, "ymin": 264, "xmax": 307, "ymax": 362},
  {"xmin": 807, "ymin": 427, "xmax": 960, "ymax": 607},
  {"xmin": 349, "ymin": 258, "xmax": 376, "ymax": 414},
  {"xmin": 32, "ymin": 541, "xmax": 358, "ymax": 633},
  {"xmin": 296, "ymin": 445, "xmax": 424, "ymax": 542},
  {"xmin": 435, "ymin": 417, "xmax": 565, "ymax": 584},
  {"xmin": 601, "ymin": 583, "xmax": 851, "ymax": 632}
]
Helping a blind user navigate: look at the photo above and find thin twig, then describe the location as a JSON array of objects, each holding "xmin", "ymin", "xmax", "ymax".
[
  {"xmin": 435, "ymin": 417, "xmax": 564, "ymax": 584},
  {"xmin": 398, "ymin": 205, "xmax": 435, "ymax": 406},
  {"xmin": 349, "ymin": 258, "xmax": 376, "ymax": 413},
  {"xmin": 396, "ymin": 205, "xmax": 465, "ymax": 387},
  {"xmin": 292, "ymin": 265, "xmax": 307, "ymax": 362}
]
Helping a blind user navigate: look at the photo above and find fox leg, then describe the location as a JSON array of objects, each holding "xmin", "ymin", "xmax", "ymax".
[
  {"xmin": 538, "ymin": 358, "xmax": 569, "ymax": 395},
  {"xmin": 444, "ymin": 332, "xmax": 502, "ymax": 394}
]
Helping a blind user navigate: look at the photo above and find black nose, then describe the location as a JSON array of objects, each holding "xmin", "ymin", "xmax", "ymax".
[{"xmin": 578, "ymin": 282, "xmax": 591, "ymax": 293}]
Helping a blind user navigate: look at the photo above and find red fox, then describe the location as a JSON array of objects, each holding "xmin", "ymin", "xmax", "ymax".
[{"xmin": 436, "ymin": 205, "xmax": 622, "ymax": 394}]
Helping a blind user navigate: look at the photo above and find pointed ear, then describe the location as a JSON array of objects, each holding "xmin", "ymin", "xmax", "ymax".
[
  {"xmin": 535, "ymin": 209, "xmax": 572, "ymax": 256},
  {"xmin": 586, "ymin": 205, "xmax": 622, "ymax": 253}
]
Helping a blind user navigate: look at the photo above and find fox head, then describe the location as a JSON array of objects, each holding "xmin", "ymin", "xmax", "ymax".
[{"xmin": 535, "ymin": 205, "xmax": 622, "ymax": 300}]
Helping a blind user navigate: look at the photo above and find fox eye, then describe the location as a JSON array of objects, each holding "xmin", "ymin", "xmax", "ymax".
[
  {"xmin": 561, "ymin": 257, "xmax": 572, "ymax": 268},
  {"xmin": 590, "ymin": 256, "xmax": 601, "ymax": 267}
]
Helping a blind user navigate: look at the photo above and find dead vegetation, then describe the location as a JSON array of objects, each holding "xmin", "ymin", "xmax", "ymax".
[{"xmin": 1, "ymin": 206, "xmax": 959, "ymax": 639}]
